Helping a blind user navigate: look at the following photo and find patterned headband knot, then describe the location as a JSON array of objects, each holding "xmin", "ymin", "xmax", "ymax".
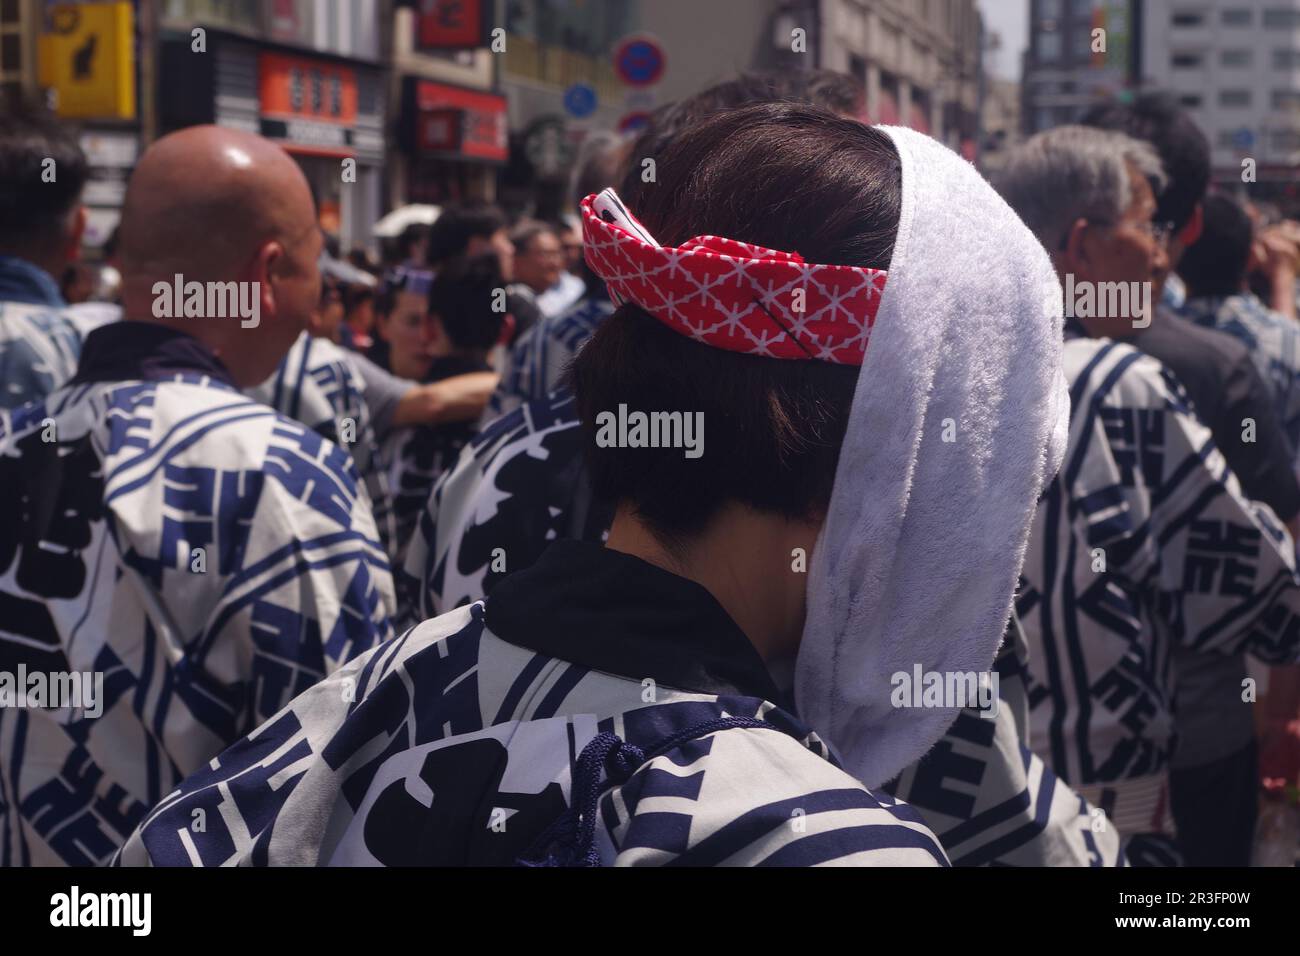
[{"xmin": 580, "ymin": 188, "xmax": 887, "ymax": 365}]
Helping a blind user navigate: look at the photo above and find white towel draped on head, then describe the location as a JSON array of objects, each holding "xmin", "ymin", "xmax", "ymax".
[{"xmin": 795, "ymin": 126, "xmax": 1070, "ymax": 789}]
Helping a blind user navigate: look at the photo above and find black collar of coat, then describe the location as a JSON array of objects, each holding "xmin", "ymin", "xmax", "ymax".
[
  {"xmin": 71, "ymin": 321, "xmax": 236, "ymax": 388},
  {"xmin": 484, "ymin": 539, "xmax": 788, "ymax": 706}
]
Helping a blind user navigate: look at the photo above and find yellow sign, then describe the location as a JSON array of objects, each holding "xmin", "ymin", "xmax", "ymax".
[{"xmin": 38, "ymin": 3, "xmax": 136, "ymax": 120}]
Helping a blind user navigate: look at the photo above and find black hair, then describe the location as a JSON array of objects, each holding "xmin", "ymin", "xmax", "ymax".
[
  {"xmin": 0, "ymin": 110, "xmax": 88, "ymax": 255},
  {"xmin": 427, "ymin": 254, "xmax": 507, "ymax": 352},
  {"xmin": 508, "ymin": 219, "xmax": 559, "ymax": 255},
  {"xmin": 573, "ymin": 103, "xmax": 901, "ymax": 542},
  {"xmin": 343, "ymin": 284, "xmax": 374, "ymax": 312},
  {"xmin": 618, "ymin": 70, "xmax": 866, "ymax": 209},
  {"xmin": 425, "ymin": 200, "xmax": 508, "ymax": 266},
  {"xmin": 1080, "ymin": 92, "xmax": 1210, "ymax": 233},
  {"xmin": 1178, "ymin": 193, "xmax": 1253, "ymax": 299}
]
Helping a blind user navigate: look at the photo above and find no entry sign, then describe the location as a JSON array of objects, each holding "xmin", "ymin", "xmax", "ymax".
[{"xmin": 613, "ymin": 35, "xmax": 665, "ymax": 87}]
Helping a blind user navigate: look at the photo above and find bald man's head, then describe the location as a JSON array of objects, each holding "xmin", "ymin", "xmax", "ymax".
[{"xmin": 118, "ymin": 126, "xmax": 322, "ymax": 386}]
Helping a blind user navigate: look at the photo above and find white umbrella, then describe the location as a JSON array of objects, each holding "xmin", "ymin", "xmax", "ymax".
[{"xmin": 371, "ymin": 204, "xmax": 441, "ymax": 238}]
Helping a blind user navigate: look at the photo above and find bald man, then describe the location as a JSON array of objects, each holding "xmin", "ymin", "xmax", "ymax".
[{"xmin": 0, "ymin": 127, "xmax": 395, "ymax": 866}]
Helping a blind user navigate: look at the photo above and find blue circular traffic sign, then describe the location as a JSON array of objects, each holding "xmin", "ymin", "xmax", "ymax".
[
  {"xmin": 613, "ymin": 36, "xmax": 665, "ymax": 88},
  {"xmin": 563, "ymin": 83, "xmax": 598, "ymax": 118}
]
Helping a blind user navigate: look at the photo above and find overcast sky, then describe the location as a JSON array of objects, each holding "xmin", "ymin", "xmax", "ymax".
[{"xmin": 977, "ymin": 0, "xmax": 1028, "ymax": 81}]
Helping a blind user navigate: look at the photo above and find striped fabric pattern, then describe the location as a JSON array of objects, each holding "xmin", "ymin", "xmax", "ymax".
[
  {"xmin": 1019, "ymin": 334, "xmax": 1300, "ymax": 801},
  {"xmin": 113, "ymin": 604, "xmax": 947, "ymax": 867}
]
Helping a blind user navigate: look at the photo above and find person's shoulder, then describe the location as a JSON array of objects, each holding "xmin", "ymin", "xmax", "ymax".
[
  {"xmin": 1143, "ymin": 311, "xmax": 1252, "ymax": 385},
  {"xmin": 1065, "ymin": 335, "xmax": 1177, "ymax": 409},
  {"xmin": 618, "ymin": 716, "xmax": 947, "ymax": 866},
  {"xmin": 0, "ymin": 300, "xmax": 82, "ymax": 334},
  {"xmin": 130, "ymin": 377, "xmax": 364, "ymax": 496}
]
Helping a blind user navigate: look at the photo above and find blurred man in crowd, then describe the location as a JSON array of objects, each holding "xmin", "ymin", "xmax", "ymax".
[
  {"xmin": 1181, "ymin": 194, "xmax": 1300, "ymax": 465},
  {"xmin": 426, "ymin": 201, "xmax": 539, "ymax": 343},
  {"xmin": 997, "ymin": 126, "xmax": 1300, "ymax": 847},
  {"xmin": 0, "ymin": 112, "xmax": 86, "ymax": 409},
  {"xmin": 1084, "ymin": 94, "xmax": 1300, "ymax": 866},
  {"xmin": 510, "ymin": 219, "xmax": 581, "ymax": 318},
  {"xmin": 0, "ymin": 126, "xmax": 394, "ymax": 865},
  {"xmin": 385, "ymin": 255, "xmax": 512, "ymax": 577},
  {"xmin": 485, "ymin": 131, "xmax": 626, "ymax": 422}
]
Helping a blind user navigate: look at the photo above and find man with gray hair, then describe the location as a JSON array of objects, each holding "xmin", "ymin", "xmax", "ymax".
[{"xmin": 996, "ymin": 125, "xmax": 1300, "ymax": 852}]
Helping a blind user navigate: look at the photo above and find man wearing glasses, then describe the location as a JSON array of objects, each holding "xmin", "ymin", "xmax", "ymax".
[
  {"xmin": 995, "ymin": 125, "xmax": 1300, "ymax": 856},
  {"xmin": 1084, "ymin": 96, "xmax": 1300, "ymax": 866}
]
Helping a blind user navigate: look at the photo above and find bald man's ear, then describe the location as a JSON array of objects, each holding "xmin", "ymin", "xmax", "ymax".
[{"xmin": 255, "ymin": 239, "xmax": 285, "ymax": 323}]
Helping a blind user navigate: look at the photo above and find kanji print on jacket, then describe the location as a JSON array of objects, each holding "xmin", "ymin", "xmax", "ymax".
[{"xmin": 0, "ymin": 373, "xmax": 395, "ymax": 865}]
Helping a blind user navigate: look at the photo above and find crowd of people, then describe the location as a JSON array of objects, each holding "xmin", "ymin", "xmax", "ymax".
[{"xmin": 1, "ymin": 67, "xmax": 1299, "ymax": 868}]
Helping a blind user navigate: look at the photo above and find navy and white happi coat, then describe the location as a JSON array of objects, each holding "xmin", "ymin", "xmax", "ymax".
[
  {"xmin": 0, "ymin": 322, "xmax": 395, "ymax": 866},
  {"xmin": 248, "ymin": 332, "xmax": 397, "ymax": 564},
  {"xmin": 1177, "ymin": 292, "xmax": 1300, "ymax": 464},
  {"xmin": 116, "ymin": 540, "xmax": 947, "ymax": 866},
  {"xmin": 484, "ymin": 296, "xmax": 614, "ymax": 423},
  {"xmin": 402, "ymin": 393, "xmax": 1125, "ymax": 866},
  {"xmin": 1018, "ymin": 329, "xmax": 1300, "ymax": 832}
]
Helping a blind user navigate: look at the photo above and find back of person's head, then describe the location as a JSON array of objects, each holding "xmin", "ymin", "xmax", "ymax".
[
  {"xmin": 398, "ymin": 223, "xmax": 429, "ymax": 262},
  {"xmin": 343, "ymin": 283, "xmax": 374, "ymax": 314},
  {"xmin": 1080, "ymin": 92, "xmax": 1210, "ymax": 234},
  {"xmin": 508, "ymin": 219, "xmax": 558, "ymax": 255},
  {"xmin": 618, "ymin": 70, "xmax": 865, "ymax": 209},
  {"xmin": 569, "ymin": 131, "xmax": 627, "ymax": 211},
  {"xmin": 993, "ymin": 125, "xmax": 1166, "ymax": 252},
  {"xmin": 573, "ymin": 102, "xmax": 901, "ymax": 543},
  {"xmin": 117, "ymin": 125, "xmax": 322, "ymax": 387},
  {"xmin": 1179, "ymin": 193, "xmax": 1253, "ymax": 299},
  {"xmin": 426, "ymin": 200, "xmax": 508, "ymax": 266},
  {"xmin": 0, "ymin": 111, "xmax": 88, "ymax": 270},
  {"xmin": 428, "ymin": 253, "xmax": 507, "ymax": 352}
]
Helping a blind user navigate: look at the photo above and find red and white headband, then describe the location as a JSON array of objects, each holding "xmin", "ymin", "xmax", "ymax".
[{"xmin": 580, "ymin": 189, "xmax": 887, "ymax": 365}]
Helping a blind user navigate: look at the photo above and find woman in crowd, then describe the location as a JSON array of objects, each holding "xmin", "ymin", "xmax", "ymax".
[{"xmin": 115, "ymin": 103, "xmax": 1067, "ymax": 867}]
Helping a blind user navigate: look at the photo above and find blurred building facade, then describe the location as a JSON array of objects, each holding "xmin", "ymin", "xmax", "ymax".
[
  {"xmin": 14, "ymin": 0, "xmax": 998, "ymax": 253},
  {"xmin": 1139, "ymin": 1, "xmax": 1300, "ymax": 184},
  {"xmin": 819, "ymin": 0, "xmax": 984, "ymax": 158},
  {"xmin": 390, "ymin": 2, "xmax": 505, "ymax": 208},
  {"xmin": 1022, "ymin": 0, "xmax": 1136, "ymax": 134},
  {"xmin": 979, "ymin": 74, "xmax": 1022, "ymax": 174}
]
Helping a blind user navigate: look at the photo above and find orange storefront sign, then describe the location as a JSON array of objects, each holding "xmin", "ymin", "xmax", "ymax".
[{"xmin": 259, "ymin": 52, "xmax": 358, "ymax": 158}]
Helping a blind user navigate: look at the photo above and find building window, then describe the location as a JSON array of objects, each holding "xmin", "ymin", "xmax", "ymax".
[
  {"xmin": 1221, "ymin": 8, "xmax": 1252, "ymax": 26},
  {"xmin": 1274, "ymin": 50, "xmax": 1300, "ymax": 70},
  {"xmin": 1071, "ymin": 28, "xmax": 1092, "ymax": 58},
  {"xmin": 1219, "ymin": 89, "xmax": 1252, "ymax": 108},
  {"xmin": 1171, "ymin": 52, "xmax": 1204, "ymax": 69},
  {"xmin": 1179, "ymin": 94, "xmax": 1203, "ymax": 108},
  {"xmin": 1221, "ymin": 49, "xmax": 1252, "ymax": 68},
  {"xmin": 1171, "ymin": 10, "xmax": 1206, "ymax": 28},
  {"xmin": 1274, "ymin": 91, "xmax": 1300, "ymax": 110},
  {"xmin": 1038, "ymin": 31, "xmax": 1062, "ymax": 62},
  {"xmin": 1264, "ymin": 9, "xmax": 1300, "ymax": 29},
  {"xmin": 1040, "ymin": 0, "xmax": 1062, "ymax": 20},
  {"xmin": 1271, "ymin": 129, "xmax": 1300, "ymax": 151}
]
